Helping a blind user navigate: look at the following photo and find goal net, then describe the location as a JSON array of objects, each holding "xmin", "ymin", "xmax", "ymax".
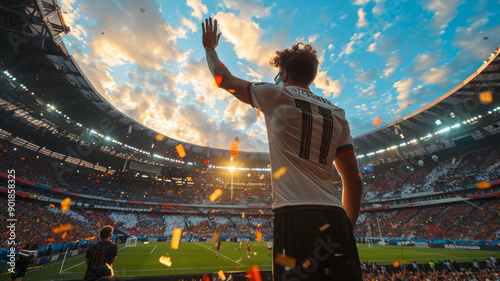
[{"xmin": 125, "ymin": 237, "xmax": 137, "ymax": 247}]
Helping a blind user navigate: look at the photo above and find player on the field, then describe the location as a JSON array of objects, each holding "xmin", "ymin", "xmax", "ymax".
[
  {"xmin": 267, "ymin": 240, "xmax": 272, "ymax": 257},
  {"xmin": 202, "ymin": 16, "xmax": 363, "ymax": 280},
  {"xmin": 85, "ymin": 226, "xmax": 118, "ymax": 281},
  {"xmin": 246, "ymin": 242, "xmax": 251, "ymax": 261},
  {"xmin": 238, "ymin": 241, "xmax": 242, "ymax": 250},
  {"xmin": 215, "ymin": 239, "xmax": 221, "ymax": 259},
  {"xmin": 234, "ymin": 234, "xmax": 238, "ymax": 250}
]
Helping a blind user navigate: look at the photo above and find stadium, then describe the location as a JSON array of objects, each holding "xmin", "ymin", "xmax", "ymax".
[{"xmin": 0, "ymin": 0, "xmax": 499, "ymax": 280}]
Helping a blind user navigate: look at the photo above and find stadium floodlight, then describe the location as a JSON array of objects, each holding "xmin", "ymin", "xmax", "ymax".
[
  {"xmin": 435, "ymin": 120, "xmax": 441, "ymax": 125},
  {"xmin": 105, "ymin": 136, "xmax": 111, "ymax": 141}
]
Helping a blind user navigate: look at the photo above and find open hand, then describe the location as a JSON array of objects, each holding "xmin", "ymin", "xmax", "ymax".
[{"xmin": 202, "ymin": 17, "xmax": 222, "ymax": 50}]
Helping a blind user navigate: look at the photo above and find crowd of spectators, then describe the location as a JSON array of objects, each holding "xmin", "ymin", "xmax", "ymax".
[{"xmin": 355, "ymin": 199, "xmax": 500, "ymax": 241}]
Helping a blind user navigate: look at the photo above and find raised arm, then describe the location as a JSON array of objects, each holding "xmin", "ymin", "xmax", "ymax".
[
  {"xmin": 202, "ymin": 17, "xmax": 251, "ymax": 105},
  {"xmin": 334, "ymin": 151, "xmax": 363, "ymax": 229}
]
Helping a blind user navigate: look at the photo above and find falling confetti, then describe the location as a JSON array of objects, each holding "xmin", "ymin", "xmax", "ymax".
[
  {"xmin": 61, "ymin": 232, "xmax": 68, "ymax": 239},
  {"xmin": 476, "ymin": 181, "xmax": 491, "ymax": 189},
  {"xmin": 257, "ymin": 108, "xmax": 261, "ymax": 117},
  {"xmin": 209, "ymin": 189, "xmax": 223, "ymax": 202},
  {"xmin": 214, "ymin": 75, "xmax": 223, "ymax": 87},
  {"xmin": 259, "ymin": 174, "xmax": 264, "ymax": 180},
  {"xmin": 303, "ymin": 260, "xmax": 311, "ymax": 268},
  {"xmin": 357, "ymin": 173, "xmax": 362, "ymax": 177},
  {"xmin": 186, "ymin": 177, "xmax": 192, "ymax": 181},
  {"xmin": 255, "ymin": 229, "xmax": 263, "ymax": 241},
  {"xmin": 159, "ymin": 256, "xmax": 172, "ymax": 267},
  {"xmin": 230, "ymin": 140, "xmax": 239, "ymax": 158},
  {"xmin": 85, "ymin": 236, "xmax": 96, "ymax": 240},
  {"xmin": 218, "ymin": 270, "xmax": 226, "ymax": 280},
  {"xmin": 259, "ymin": 210, "xmax": 264, "ymax": 214},
  {"xmin": 155, "ymin": 134, "xmax": 164, "ymax": 141},
  {"xmin": 393, "ymin": 261, "xmax": 400, "ymax": 268},
  {"xmin": 60, "ymin": 197, "xmax": 71, "ymax": 213},
  {"xmin": 275, "ymin": 254, "xmax": 297, "ymax": 269},
  {"xmin": 176, "ymin": 144, "xmax": 186, "ymax": 158},
  {"xmin": 139, "ymin": 7, "xmax": 145, "ymax": 13},
  {"xmin": 245, "ymin": 265, "xmax": 262, "ymax": 281},
  {"xmin": 220, "ymin": 62, "xmax": 224, "ymax": 66},
  {"xmin": 171, "ymin": 228, "xmax": 182, "ymax": 249},
  {"xmin": 319, "ymin": 223, "xmax": 331, "ymax": 232},
  {"xmin": 53, "ymin": 224, "xmax": 73, "ymax": 234},
  {"xmin": 49, "ymin": 204, "xmax": 55, "ymax": 208},
  {"xmin": 479, "ymin": 91, "xmax": 493, "ymax": 104},
  {"xmin": 273, "ymin": 167, "xmax": 287, "ymax": 179},
  {"xmin": 211, "ymin": 232, "xmax": 219, "ymax": 242},
  {"xmin": 242, "ymin": 212, "xmax": 245, "ymax": 218},
  {"xmin": 372, "ymin": 117, "xmax": 382, "ymax": 127},
  {"xmin": 228, "ymin": 89, "xmax": 235, "ymax": 93}
]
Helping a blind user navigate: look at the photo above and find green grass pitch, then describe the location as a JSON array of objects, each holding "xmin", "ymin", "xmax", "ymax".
[{"xmin": 2, "ymin": 242, "xmax": 499, "ymax": 280}]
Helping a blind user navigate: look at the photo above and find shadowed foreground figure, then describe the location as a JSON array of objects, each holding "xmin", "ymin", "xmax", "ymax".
[{"xmin": 202, "ymin": 17, "xmax": 363, "ymax": 280}]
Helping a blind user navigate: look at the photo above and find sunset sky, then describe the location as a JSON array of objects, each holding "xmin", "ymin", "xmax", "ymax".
[{"xmin": 60, "ymin": 0, "xmax": 500, "ymax": 152}]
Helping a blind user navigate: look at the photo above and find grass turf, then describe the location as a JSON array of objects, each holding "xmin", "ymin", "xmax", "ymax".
[{"xmin": 1, "ymin": 242, "xmax": 499, "ymax": 280}]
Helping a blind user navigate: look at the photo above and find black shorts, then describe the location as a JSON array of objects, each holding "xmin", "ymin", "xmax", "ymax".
[
  {"xmin": 273, "ymin": 205, "xmax": 362, "ymax": 281},
  {"xmin": 11, "ymin": 261, "xmax": 29, "ymax": 278}
]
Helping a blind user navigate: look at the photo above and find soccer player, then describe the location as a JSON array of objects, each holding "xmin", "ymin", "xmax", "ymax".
[
  {"xmin": 267, "ymin": 240, "xmax": 272, "ymax": 257},
  {"xmin": 10, "ymin": 242, "xmax": 38, "ymax": 281},
  {"xmin": 239, "ymin": 241, "xmax": 242, "ymax": 250},
  {"xmin": 202, "ymin": 17, "xmax": 363, "ymax": 280},
  {"xmin": 85, "ymin": 226, "xmax": 118, "ymax": 281},
  {"xmin": 215, "ymin": 239, "xmax": 221, "ymax": 259},
  {"xmin": 246, "ymin": 242, "xmax": 251, "ymax": 261},
  {"xmin": 234, "ymin": 234, "xmax": 238, "ymax": 250}
]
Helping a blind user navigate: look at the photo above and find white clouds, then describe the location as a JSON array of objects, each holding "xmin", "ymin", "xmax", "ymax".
[
  {"xmin": 356, "ymin": 8, "xmax": 368, "ymax": 28},
  {"xmin": 383, "ymin": 51, "xmax": 403, "ymax": 77},
  {"xmin": 181, "ymin": 17, "xmax": 198, "ymax": 32},
  {"xmin": 80, "ymin": 0, "xmax": 187, "ymax": 70},
  {"xmin": 186, "ymin": 0, "xmax": 208, "ymax": 20},
  {"xmin": 354, "ymin": 0, "xmax": 370, "ymax": 5},
  {"xmin": 360, "ymin": 83, "xmax": 377, "ymax": 98},
  {"xmin": 340, "ymin": 13, "xmax": 348, "ymax": 20},
  {"xmin": 222, "ymin": 0, "xmax": 273, "ymax": 20},
  {"xmin": 420, "ymin": 66, "xmax": 450, "ymax": 86},
  {"xmin": 215, "ymin": 12, "xmax": 277, "ymax": 69},
  {"xmin": 421, "ymin": 0, "xmax": 463, "ymax": 31},
  {"xmin": 328, "ymin": 44, "xmax": 335, "ymax": 50},
  {"xmin": 314, "ymin": 71, "xmax": 343, "ymax": 98},
  {"xmin": 338, "ymin": 33, "xmax": 365, "ymax": 58},
  {"xmin": 355, "ymin": 67, "xmax": 378, "ymax": 84},
  {"xmin": 393, "ymin": 77, "xmax": 414, "ymax": 108},
  {"xmin": 308, "ymin": 34, "xmax": 319, "ymax": 43}
]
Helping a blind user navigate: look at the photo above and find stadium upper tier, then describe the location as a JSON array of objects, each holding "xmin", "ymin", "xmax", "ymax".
[{"xmin": 1, "ymin": 0, "xmax": 499, "ymax": 165}]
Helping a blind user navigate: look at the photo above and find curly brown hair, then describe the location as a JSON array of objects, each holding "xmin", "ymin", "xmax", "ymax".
[{"xmin": 269, "ymin": 43, "xmax": 319, "ymax": 86}]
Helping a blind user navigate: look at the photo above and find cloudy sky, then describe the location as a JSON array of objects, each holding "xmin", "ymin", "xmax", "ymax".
[{"xmin": 60, "ymin": 0, "xmax": 500, "ymax": 152}]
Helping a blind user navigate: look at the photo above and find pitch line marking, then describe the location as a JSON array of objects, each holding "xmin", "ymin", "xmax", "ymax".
[
  {"xmin": 150, "ymin": 245, "xmax": 158, "ymax": 254},
  {"xmin": 61, "ymin": 245, "xmax": 127, "ymax": 273},
  {"xmin": 194, "ymin": 242, "xmax": 244, "ymax": 265}
]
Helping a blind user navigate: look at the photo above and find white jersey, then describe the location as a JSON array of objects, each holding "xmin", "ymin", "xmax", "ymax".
[
  {"xmin": 248, "ymin": 82, "xmax": 354, "ymax": 209},
  {"xmin": 267, "ymin": 241, "xmax": 272, "ymax": 248}
]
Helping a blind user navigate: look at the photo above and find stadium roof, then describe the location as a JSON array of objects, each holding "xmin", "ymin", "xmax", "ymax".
[{"xmin": 1, "ymin": 0, "xmax": 499, "ymax": 163}]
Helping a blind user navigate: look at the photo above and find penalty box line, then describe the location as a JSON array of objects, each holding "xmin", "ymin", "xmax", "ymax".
[
  {"xmin": 194, "ymin": 242, "xmax": 244, "ymax": 265},
  {"xmin": 60, "ymin": 245, "xmax": 128, "ymax": 273}
]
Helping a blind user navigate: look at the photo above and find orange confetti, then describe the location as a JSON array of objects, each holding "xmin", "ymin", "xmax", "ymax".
[
  {"xmin": 171, "ymin": 228, "xmax": 182, "ymax": 249},
  {"xmin": 159, "ymin": 256, "xmax": 172, "ymax": 267},
  {"xmin": 255, "ymin": 229, "xmax": 263, "ymax": 241},
  {"xmin": 49, "ymin": 204, "xmax": 55, "ymax": 208},
  {"xmin": 372, "ymin": 117, "xmax": 382, "ymax": 127},
  {"xmin": 209, "ymin": 189, "xmax": 223, "ymax": 202},
  {"xmin": 97, "ymin": 222, "xmax": 101, "ymax": 227},
  {"xmin": 275, "ymin": 254, "xmax": 297, "ymax": 268},
  {"xmin": 186, "ymin": 177, "xmax": 192, "ymax": 181},
  {"xmin": 230, "ymin": 141, "xmax": 239, "ymax": 158},
  {"xmin": 53, "ymin": 224, "xmax": 73, "ymax": 234},
  {"xmin": 211, "ymin": 232, "xmax": 219, "ymax": 242},
  {"xmin": 479, "ymin": 91, "xmax": 493, "ymax": 104},
  {"xmin": 47, "ymin": 238, "xmax": 55, "ymax": 242},
  {"xmin": 61, "ymin": 232, "xmax": 68, "ymax": 239},
  {"xmin": 273, "ymin": 167, "xmax": 287, "ymax": 179},
  {"xmin": 219, "ymin": 62, "xmax": 224, "ymax": 66},
  {"xmin": 214, "ymin": 75, "xmax": 223, "ymax": 87},
  {"xmin": 176, "ymin": 144, "xmax": 186, "ymax": 158},
  {"xmin": 259, "ymin": 174, "xmax": 264, "ymax": 180},
  {"xmin": 245, "ymin": 265, "xmax": 262, "ymax": 281},
  {"xmin": 85, "ymin": 236, "xmax": 96, "ymax": 240},
  {"xmin": 357, "ymin": 173, "xmax": 362, "ymax": 177},
  {"xmin": 393, "ymin": 261, "xmax": 400, "ymax": 268},
  {"xmin": 155, "ymin": 134, "xmax": 164, "ymax": 141},
  {"xmin": 228, "ymin": 89, "xmax": 235, "ymax": 93},
  {"xmin": 218, "ymin": 270, "xmax": 226, "ymax": 280},
  {"xmin": 476, "ymin": 181, "xmax": 491, "ymax": 189},
  {"xmin": 319, "ymin": 223, "xmax": 331, "ymax": 232},
  {"xmin": 257, "ymin": 108, "xmax": 261, "ymax": 117},
  {"xmin": 60, "ymin": 197, "xmax": 71, "ymax": 213},
  {"xmin": 303, "ymin": 260, "xmax": 311, "ymax": 268},
  {"xmin": 242, "ymin": 212, "xmax": 245, "ymax": 218}
]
